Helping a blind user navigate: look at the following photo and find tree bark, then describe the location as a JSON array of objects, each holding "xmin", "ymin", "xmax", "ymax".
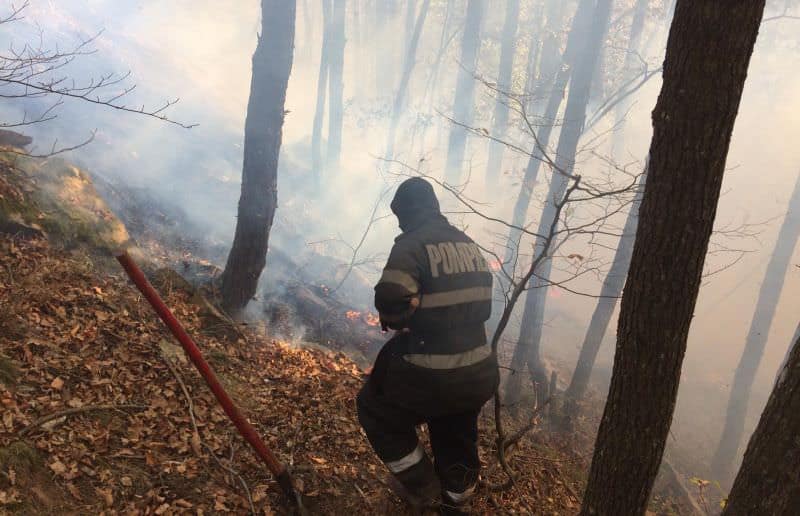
[
  {"xmin": 722, "ymin": 329, "xmax": 800, "ymax": 516},
  {"xmin": 385, "ymin": 0, "xmax": 431, "ymax": 160},
  {"xmin": 311, "ymin": 0, "xmax": 331, "ymax": 179},
  {"xmin": 564, "ymin": 169, "xmax": 646, "ymax": 405},
  {"xmin": 483, "ymin": 0, "xmax": 521, "ymax": 188},
  {"xmin": 580, "ymin": 2, "xmax": 765, "ymax": 514},
  {"xmin": 221, "ymin": 0, "xmax": 297, "ymax": 315},
  {"xmin": 326, "ymin": 0, "xmax": 346, "ymax": 172},
  {"xmin": 504, "ymin": 0, "xmax": 607, "ymax": 408},
  {"xmin": 777, "ymin": 321, "xmax": 800, "ymax": 375},
  {"xmin": 444, "ymin": 0, "xmax": 484, "ymax": 184},
  {"xmin": 711, "ymin": 170, "xmax": 800, "ymax": 484}
]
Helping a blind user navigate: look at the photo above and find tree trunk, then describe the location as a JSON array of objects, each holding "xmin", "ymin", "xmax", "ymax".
[
  {"xmin": 419, "ymin": 0, "xmax": 455, "ymax": 152},
  {"xmin": 777, "ymin": 321, "xmax": 800, "ymax": 375},
  {"xmin": 404, "ymin": 0, "xmax": 415, "ymax": 54},
  {"xmin": 529, "ymin": 0, "xmax": 567, "ymax": 112},
  {"xmin": 564, "ymin": 169, "xmax": 646, "ymax": 406},
  {"xmin": 610, "ymin": 0, "xmax": 649, "ymax": 161},
  {"xmin": 521, "ymin": 0, "xmax": 546, "ymax": 116},
  {"xmin": 711, "ymin": 171, "xmax": 800, "ymax": 484},
  {"xmin": 504, "ymin": 0, "xmax": 606, "ymax": 408},
  {"xmin": 311, "ymin": 0, "xmax": 331, "ymax": 179},
  {"xmin": 443, "ymin": 0, "xmax": 484, "ymax": 184},
  {"xmin": 351, "ymin": 0, "xmax": 364, "ymax": 98},
  {"xmin": 301, "ymin": 0, "xmax": 312, "ymax": 63},
  {"xmin": 483, "ymin": 0, "xmax": 521, "ymax": 188},
  {"xmin": 722, "ymin": 329, "xmax": 800, "ymax": 516},
  {"xmin": 501, "ymin": 0, "xmax": 584, "ymax": 272},
  {"xmin": 580, "ymin": 2, "xmax": 765, "ymax": 514},
  {"xmin": 221, "ymin": 0, "xmax": 297, "ymax": 315},
  {"xmin": 326, "ymin": 0, "xmax": 346, "ymax": 172},
  {"xmin": 373, "ymin": 0, "xmax": 399, "ymax": 94},
  {"xmin": 385, "ymin": 0, "xmax": 431, "ymax": 160}
]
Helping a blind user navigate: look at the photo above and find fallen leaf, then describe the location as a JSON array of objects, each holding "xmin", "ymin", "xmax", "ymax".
[{"xmin": 50, "ymin": 459, "xmax": 67, "ymax": 475}]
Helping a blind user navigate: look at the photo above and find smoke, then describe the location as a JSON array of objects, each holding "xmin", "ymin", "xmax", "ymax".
[{"xmin": 4, "ymin": 0, "xmax": 800, "ymax": 481}]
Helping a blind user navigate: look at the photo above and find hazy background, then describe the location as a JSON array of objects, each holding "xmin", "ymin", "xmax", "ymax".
[{"xmin": 4, "ymin": 0, "xmax": 800, "ymax": 481}]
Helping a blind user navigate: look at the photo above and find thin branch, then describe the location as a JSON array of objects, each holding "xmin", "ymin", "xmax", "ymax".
[
  {"xmin": 19, "ymin": 404, "xmax": 145, "ymax": 436},
  {"xmin": 162, "ymin": 357, "xmax": 256, "ymax": 515}
]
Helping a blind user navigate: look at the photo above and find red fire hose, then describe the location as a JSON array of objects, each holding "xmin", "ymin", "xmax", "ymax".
[{"xmin": 115, "ymin": 250, "xmax": 304, "ymax": 512}]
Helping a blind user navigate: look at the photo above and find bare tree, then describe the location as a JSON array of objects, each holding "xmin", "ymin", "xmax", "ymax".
[
  {"xmin": 580, "ymin": 1, "xmax": 766, "ymax": 514},
  {"xmin": 444, "ymin": 0, "xmax": 484, "ymax": 184},
  {"xmin": 0, "ymin": 2, "xmax": 192, "ymax": 156},
  {"xmin": 483, "ymin": 0, "xmax": 520, "ymax": 188},
  {"xmin": 610, "ymin": 0, "xmax": 649, "ymax": 161},
  {"xmin": 712, "ymin": 170, "xmax": 800, "ymax": 484},
  {"xmin": 385, "ymin": 0, "xmax": 431, "ymax": 160},
  {"xmin": 564, "ymin": 168, "xmax": 646, "ymax": 409},
  {"xmin": 220, "ymin": 0, "xmax": 297, "ymax": 315},
  {"xmin": 502, "ymin": 0, "xmax": 590, "ymax": 274},
  {"xmin": 506, "ymin": 0, "xmax": 612, "ymax": 409},
  {"xmin": 326, "ymin": 0, "xmax": 346, "ymax": 172},
  {"xmin": 722, "ymin": 327, "xmax": 800, "ymax": 515},
  {"xmin": 311, "ymin": 0, "xmax": 332, "ymax": 179}
]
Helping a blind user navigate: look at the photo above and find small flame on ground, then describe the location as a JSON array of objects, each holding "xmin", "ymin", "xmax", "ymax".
[
  {"xmin": 346, "ymin": 310, "xmax": 381, "ymax": 327},
  {"xmin": 364, "ymin": 313, "xmax": 380, "ymax": 327}
]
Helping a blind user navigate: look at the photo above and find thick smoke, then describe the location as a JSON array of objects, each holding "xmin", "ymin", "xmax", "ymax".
[{"xmin": 4, "ymin": 0, "xmax": 800, "ymax": 479}]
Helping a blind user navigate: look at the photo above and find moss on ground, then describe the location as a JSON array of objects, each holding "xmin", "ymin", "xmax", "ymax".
[{"xmin": 0, "ymin": 152, "xmax": 130, "ymax": 251}]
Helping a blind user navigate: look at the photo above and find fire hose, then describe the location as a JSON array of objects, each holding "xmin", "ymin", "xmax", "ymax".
[{"xmin": 115, "ymin": 250, "xmax": 306, "ymax": 514}]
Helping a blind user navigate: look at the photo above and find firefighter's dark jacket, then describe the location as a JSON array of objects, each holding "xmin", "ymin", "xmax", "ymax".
[{"xmin": 373, "ymin": 179, "xmax": 497, "ymax": 402}]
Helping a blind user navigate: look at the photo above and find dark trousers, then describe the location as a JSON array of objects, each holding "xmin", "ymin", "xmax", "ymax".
[
  {"xmin": 356, "ymin": 333, "xmax": 497, "ymax": 495},
  {"xmin": 357, "ymin": 380, "xmax": 481, "ymax": 494}
]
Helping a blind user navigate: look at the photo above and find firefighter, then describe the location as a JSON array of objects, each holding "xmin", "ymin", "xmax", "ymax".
[{"xmin": 356, "ymin": 177, "xmax": 498, "ymax": 513}]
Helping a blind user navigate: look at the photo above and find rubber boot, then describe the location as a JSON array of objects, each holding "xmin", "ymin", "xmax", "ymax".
[
  {"xmin": 390, "ymin": 455, "xmax": 441, "ymax": 511},
  {"xmin": 439, "ymin": 485, "xmax": 476, "ymax": 515}
]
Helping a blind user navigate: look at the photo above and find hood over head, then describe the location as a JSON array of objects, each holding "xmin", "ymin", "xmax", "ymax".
[{"xmin": 390, "ymin": 177, "xmax": 443, "ymax": 232}]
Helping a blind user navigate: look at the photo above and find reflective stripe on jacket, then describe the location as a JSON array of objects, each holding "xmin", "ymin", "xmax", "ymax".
[{"xmin": 374, "ymin": 216, "xmax": 493, "ymax": 359}]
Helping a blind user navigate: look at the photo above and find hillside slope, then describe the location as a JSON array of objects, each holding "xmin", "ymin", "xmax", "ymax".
[
  {"xmin": 0, "ymin": 152, "xmax": 583, "ymax": 514},
  {"xmin": 0, "ymin": 236, "xmax": 586, "ymax": 515}
]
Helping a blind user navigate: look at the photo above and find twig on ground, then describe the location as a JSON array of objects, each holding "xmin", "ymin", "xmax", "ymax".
[
  {"xmin": 19, "ymin": 404, "xmax": 144, "ymax": 436},
  {"xmin": 162, "ymin": 356, "xmax": 257, "ymax": 515},
  {"xmin": 503, "ymin": 396, "xmax": 553, "ymax": 454}
]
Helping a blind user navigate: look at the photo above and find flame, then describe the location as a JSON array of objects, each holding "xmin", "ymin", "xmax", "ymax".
[
  {"xmin": 488, "ymin": 259, "xmax": 502, "ymax": 272},
  {"xmin": 364, "ymin": 313, "xmax": 381, "ymax": 327},
  {"xmin": 345, "ymin": 310, "xmax": 381, "ymax": 327}
]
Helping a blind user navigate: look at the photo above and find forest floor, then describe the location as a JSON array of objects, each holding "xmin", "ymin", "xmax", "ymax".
[
  {"xmin": 0, "ymin": 234, "xmax": 590, "ymax": 514},
  {"xmin": 0, "ymin": 149, "xmax": 704, "ymax": 515}
]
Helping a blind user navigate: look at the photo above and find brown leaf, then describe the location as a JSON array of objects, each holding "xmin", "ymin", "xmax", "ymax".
[
  {"xmin": 49, "ymin": 459, "xmax": 67, "ymax": 475},
  {"xmin": 50, "ymin": 377, "xmax": 64, "ymax": 390},
  {"xmin": 66, "ymin": 482, "xmax": 82, "ymax": 501},
  {"xmin": 95, "ymin": 487, "xmax": 114, "ymax": 507}
]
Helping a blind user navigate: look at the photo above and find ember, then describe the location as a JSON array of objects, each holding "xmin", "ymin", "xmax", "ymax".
[
  {"xmin": 346, "ymin": 310, "xmax": 381, "ymax": 327},
  {"xmin": 364, "ymin": 312, "xmax": 381, "ymax": 327}
]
